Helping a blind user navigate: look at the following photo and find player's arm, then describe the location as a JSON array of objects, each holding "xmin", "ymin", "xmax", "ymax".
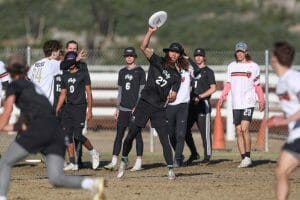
[
  {"xmin": 140, "ymin": 26, "xmax": 157, "ymax": 59},
  {"xmin": 0, "ymin": 95, "xmax": 14, "ymax": 131},
  {"xmin": 198, "ymin": 70, "xmax": 217, "ymax": 100},
  {"xmin": 56, "ymin": 89, "xmax": 67, "ymax": 114},
  {"xmin": 115, "ymin": 86, "xmax": 121, "ymax": 120},
  {"xmin": 85, "ymin": 84, "xmax": 93, "ymax": 121}
]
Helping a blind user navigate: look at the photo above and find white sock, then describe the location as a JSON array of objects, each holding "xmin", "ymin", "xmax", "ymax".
[
  {"xmin": 0, "ymin": 196, "xmax": 7, "ymax": 200},
  {"xmin": 111, "ymin": 156, "xmax": 118, "ymax": 166},
  {"xmin": 134, "ymin": 158, "xmax": 142, "ymax": 167},
  {"xmin": 89, "ymin": 149, "xmax": 97, "ymax": 156},
  {"xmin": 81, "ymin": 178, "xmax": 94, "ymax": 190}
]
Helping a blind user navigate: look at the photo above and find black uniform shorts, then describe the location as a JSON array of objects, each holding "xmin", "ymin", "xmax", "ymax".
[
  {"xmin": 117, "ymin": 110, "xmax": 132, "ymax": 127},
  {"xmin": 16, "ymin": 117, "xmax": 65, "ymax": 157},
  {"xmin": 282, "ymin": 138, "xmax": 300, "ymax": 160},
  {"xmin": 232, "ymin": 107, "xmax": 254, "ymax": 125},
  {"xmin": 131, "ymin": 99, "xmax": 168, "ymax": 128}
]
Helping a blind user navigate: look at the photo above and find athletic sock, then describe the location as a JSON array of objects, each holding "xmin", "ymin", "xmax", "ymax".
[
  {"xmin": 134, "ymin": 158, "xmax": 142, "ymax": 168},
  {"xmin": 245, "ymin": 152, "xmax": 251, "ymax": 158},
  {"xmin": 81, "ymin": 178, "xmax": 94, "ymax": 190},
  {"xmin": 241, "ymin": 154, "xmax": 246, "ymax": 159},
  {"xmin": 111, "ymin": 156, "xmax": 118, "ymax": 166},
  {"xmin": 167, "ymin": 165, "xmax": 173, "ymax": 170},
  {"xmin": 70, "ymin": 157, "xmax": 76, "ymax": 164}
]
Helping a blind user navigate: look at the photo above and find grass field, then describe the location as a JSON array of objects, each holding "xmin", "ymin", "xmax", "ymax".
[{"xmin": 1, "ymin": 130, "xmax": 299, "ymax": 200}]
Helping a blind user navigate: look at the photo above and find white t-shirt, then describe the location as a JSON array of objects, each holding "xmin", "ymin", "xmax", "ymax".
[
  {"xmin": 28, "ymin": 58, "xmax": 61, "ymax": 105},
  {"xmin": 226, "ymin": 61, "xmax": 260, "ymax": 109},
  {"xmin": 0, "ymin": 61, "xmax": 10, "ymax": 105},
  {"xmin": 169, "ymin": 69, "xmax": 191, "ymax": 105},
  {"xmin": 276, "ymin": 69, "xmax": 300, "ymax": 143}
]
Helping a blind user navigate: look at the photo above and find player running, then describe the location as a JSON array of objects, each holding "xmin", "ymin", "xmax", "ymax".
[
  {"xmin": 117, "ymin": 26, "xmax": 188, "ymax": 180},
  {"xmin": 218, "ymin": 42, "xmax": 265, "ymax": 168},
  {"xmin": 268, "ymin": 41, "xmax": 300, "ymax": 200},
  {"xmin": 104, "ymin": 47, "xmax": 146, "ymax": 171},
  {"xmin": 0, "ymin": 55, "xmax": 105, "ymax": 200}
]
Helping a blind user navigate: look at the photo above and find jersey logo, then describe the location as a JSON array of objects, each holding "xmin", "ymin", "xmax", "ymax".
[
  {"xmin": 195, "ymin": 73, "xmax": 202, "ymax": 79},
  {"xmin": 68, "ymin": 78, "xmax": 76, "ymax": 84},
  {"xmin": 162, "ymin": 70, "xmax": 170, "ymax": 79},
  {"xmin": 34, "ymin": 61, "xmax": 45, "ymax": 68},
  {"xmin": 125, "ymin": 74, "xmax": 133, "ymax": 81}
]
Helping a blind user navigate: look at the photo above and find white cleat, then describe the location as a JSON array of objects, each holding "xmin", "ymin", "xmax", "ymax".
[
  {"xmin": 130, "ymin": 165, "xmax": 143, "ymax": 172},
  {"xmin": 64, "ymin": 163, "xmax": 78, "ymax": 171},
  {"xmin": 117, "ymin": 161, "xmax": 128, "ymax": 178},
  {"xmin": 168, "ymin": 169, "xmax": 176, "ymax": 180},
  {"xmin": 238, "ymin": 157, "xmax": 252, "ymax": 168},
  {"xmin": 104, "ymin": 162, "xmax": 117, "ymax": 171},
  {"xmin": 92, "ymin": 178, "xmax": 106, "ymax": 200},
  {"xmin": 92, "ymin": 152, "xmax": 100, "ymax": 170}
]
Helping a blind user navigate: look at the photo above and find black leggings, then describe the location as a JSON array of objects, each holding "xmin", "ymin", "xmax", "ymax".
[
  {"xmin": 122, "ymin": 123, "xmax": 173, "ymax": 166},
  {"xmin": 112, "ymin": 125, "xmax": 143, "ymax": 156}
]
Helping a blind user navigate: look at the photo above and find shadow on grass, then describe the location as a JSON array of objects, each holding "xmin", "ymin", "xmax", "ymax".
[
  {"xmin": 176, "ymin": 172, "xmax": 213, "ymax": 177},
  {"xmin": 250, "ymin": 159, "xmax": 276, "ymax": 167}
]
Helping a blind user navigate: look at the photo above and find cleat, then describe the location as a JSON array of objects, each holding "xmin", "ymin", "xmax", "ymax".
[
  {"xmin": 92, "ymin": 152, "xmax": 100, "ymax": 170},
  {"xmin": 117, "ymin": 161, "xmax": 128, "ymax": 178},
  {"xmin": 167, "ymin": 169, "xmax": 176, "ymax": 180},
  {"xmin": 64, "ymin": 163, "xmax": 78, "ymax": 171},
  {"xmin": 104, "ymin": 162, "xmax": 117, "ymax": 171},
  {"xmin": 201, "ymin": 158, "xmax": 211, "ymax": 165},
  {"xmin": 130, "ymin": 166, "xmax": 143, "ymax": 172},
  {"xmin": 238, "ymin": 157, "xmax": 252, "ymax": 168},
  {"xmin": 184, "ymin": 153, "xmax": 200, "ymax": 166},
  {"xmin": 92, "ymin": 178, "xmax": 106, "ymax": 200}
]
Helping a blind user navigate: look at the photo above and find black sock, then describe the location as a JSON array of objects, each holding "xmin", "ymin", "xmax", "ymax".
[
  {"xmin": 241, "ymin": 154, "xmax": 246, "ymax": 159},
  {"xmin": 245, "ymin": 152, "xmax": 251, "ymax": 158},
  {"xmin": 70, "ymin": 157, "xmax": 75, "ymax": 164}
]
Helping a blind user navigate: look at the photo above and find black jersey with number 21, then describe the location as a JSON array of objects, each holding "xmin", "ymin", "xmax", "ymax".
[{"xmin": 141, "ymin": 53, "xmax": 181, "ymax": 108}]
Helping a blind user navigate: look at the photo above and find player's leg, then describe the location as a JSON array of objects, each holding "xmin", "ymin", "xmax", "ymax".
[
  {"xmin": 0, "ymin": 141, "xmax": 29, "ymax": 198},
  {"xmin": 131, "ymin": 129, "xmax": 143, "ymax": 171},
  {"xmin": 196, "ymin": 113, "xmax": 212, "ymax": 163},
  {"xmin": 240, "ymin": 120, "xmax": 251, "ymax": 156},
  {"xmin": 166, "ymin": 105, "xmax": 177, "ymax": 151},
  {"xmin": 45, "ymin": 154, "xmax": 105, "ymax": 200},
  {"xmin": 275, "ymin": 150, "xmax": 299, "ymax": 200}
]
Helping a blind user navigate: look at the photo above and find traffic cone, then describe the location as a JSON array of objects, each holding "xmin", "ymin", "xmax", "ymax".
[
  {"xmin": 255, "ymin": 116, "xmax": 267, "ymax": 151},
  {"xmin": 212, "ymin": 105, "xmax": 225, "ymax": 149}
]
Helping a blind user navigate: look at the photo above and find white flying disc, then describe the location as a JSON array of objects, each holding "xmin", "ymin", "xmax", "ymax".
[{"xmin": 148, "ymin": 11, "xmax": 167, "ymax": 28}]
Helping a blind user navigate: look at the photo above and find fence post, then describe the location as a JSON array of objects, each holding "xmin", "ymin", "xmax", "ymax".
[
  {"xmin": 26, "ymin": 46, "xmax": 31, "ymax": 66},
  {"xmin": 264, "ymin": 50, "xmax": 269, "ymax": 152}
]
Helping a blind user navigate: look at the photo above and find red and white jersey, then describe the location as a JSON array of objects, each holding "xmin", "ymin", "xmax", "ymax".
[
  {"xmin": 276, "ymin": 69, "xmax": 300, "ymax": 142},
  {"xmin": 226, "ymin": 61, "xmax": 260, "ymax": 109},
  {"xmin": 169, "ymin": 69, "xmax": 191, "ymax": 105},
  {"xmin": 28, "ymin": 58, "xmax": 61, "ymax": 105}
]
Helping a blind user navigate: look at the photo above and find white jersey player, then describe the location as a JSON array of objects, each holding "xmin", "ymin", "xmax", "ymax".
[
  {"xmin": 0, "ymin": 61, "xmax": 10, "ymax": 104},
  {"xmin": 27, "ymin": 40, "xmax": 62, "ymax": 106},
  {"xmin": 268, "ymin": 41, "xmax": 300, "ymax": 200},
  {"xmin": 218, "ymin": 42, "xmax": 265, "ymax": 168}
]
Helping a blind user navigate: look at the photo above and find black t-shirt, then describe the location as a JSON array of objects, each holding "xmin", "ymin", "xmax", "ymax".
[
  {"xmin": 191, "ymin": 66, "xmax": 216, "ymax": 99},
  {"xmin": 53, "ymin": 73, "xmax": 62, "ymax": 109},
  {"xmin": 118, "ymin": 66, "xmax": 146, "ymax": 109},
  {"xmin": 141, "ymin": 53, "xmax": 181, "ymax": 108},
  {"xmin": 6, "ymin": 79, "xmax": 54, "ymax": 122},
  {"xmin": 61, "ymin": 69, "xmax": 91, "ymax": 105}
]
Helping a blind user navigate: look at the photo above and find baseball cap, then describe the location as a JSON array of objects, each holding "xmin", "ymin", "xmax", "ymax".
[
  {"xmin": 123, "ymin": 47, "xmax": 137, "ymax": 57},
  {"xmin": 163, "ymin": 42, "xmax": 184, "ymax": 55},
  {"xmin": 193, "ymin": 48, "xmax": 206, "ymax": 57},
  {"xmin": 235, "ymin": 42, "xmax": 248, "ymax": 52},
  {"xmin": 64, "ymin": 51, "xmax": 78, "ymax": 60}
]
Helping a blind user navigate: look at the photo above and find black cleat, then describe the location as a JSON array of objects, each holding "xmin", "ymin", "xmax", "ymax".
[{"xmin": 184, "ymin": 153, "xmax": 200, "ymax": 166}]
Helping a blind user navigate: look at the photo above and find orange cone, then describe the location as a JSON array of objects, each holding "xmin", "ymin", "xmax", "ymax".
[
  {"xmin": 212, "ymin": 105, "xmax": 225, "ymax": 149},
  {"xmin": 255, "ymin": 116, "xmax": 267, "ymax": 151}
]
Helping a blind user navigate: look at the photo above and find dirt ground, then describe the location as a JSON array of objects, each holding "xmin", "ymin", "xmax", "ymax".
[{"xmin": 1, "ymin": 131, "xmax": 299, "ymax": 200}]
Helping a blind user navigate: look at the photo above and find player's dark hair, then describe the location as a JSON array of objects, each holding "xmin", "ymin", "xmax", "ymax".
[
  {"xmin": 163, "ymin": 55, "xmax": 189, "ymax": 71},
  {"xmin": 273, "ymin": 41, "xmax": 295, "ymax": 68},
  {"xmin": 6, "ymin": 54, "xmax": 28, "ymax": 78},
  {"xmin": 43, "ymin": 40, "xmax": 62, "ymax": 57},
  {"xmin": 234, "ymin": 51, "xmax": 252, "ymax": 62},
  {"xmin": 66, "ymin": 40, "xmax": 78, "ymax": 50}
]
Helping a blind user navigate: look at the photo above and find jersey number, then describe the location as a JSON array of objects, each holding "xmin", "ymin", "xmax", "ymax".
[
  {"xmin": 56, "ymin": 84, "xmax": 61, "ymax": 92},
  {"xmin": 125, "ymin": 82, "xmax": 131, "ymax": 90},
  {"xmin": 69, "ymin": 85, "xmax": 75, "ymax": 93},
  {"xmin": 155, "ymin": 76, "xmax": 167, "ymax": 87},
  {"xmin": 243, "ymin": 109, "xmax": 252, "ymax": 117},
  {"xmin": 32, "ymin": 68, "xmax": 43, "ymax": 83}
]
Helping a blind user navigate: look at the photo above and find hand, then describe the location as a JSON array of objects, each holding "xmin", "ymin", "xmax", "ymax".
[
  {"xmin": 114, "ymin": 109, "xmax": 119, "ymax": 120},
  {"xmin": 148, "ymin": 26, "xmax": 158, "ymax": 33},
  {"xmin": 259, "ymin": 101, "xmax": 265, "ymax": 112},
  {"xmin": 267, "ymin": 116, "xmax": 287, "ymax": 127},
  {"xmin": 86, "ymin": 110, "xmax": 93, "ymax": 121},
  {"xmin": 167, "ymin": 91, "xmax": 177, "ymax": 103},
  {"xmin": 131, "ymin": 107, "xmax": 135, "ymax": 114},
  {"xmin": 192, "ymin": 97, "xmax": 199, "ymax": 104},
  {"xmin": 76, "ymin": 49, "xmax": 86, "ymax": 61}
]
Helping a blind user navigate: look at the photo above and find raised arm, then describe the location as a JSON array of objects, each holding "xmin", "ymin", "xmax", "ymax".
[{"xmin": 140, "ymin": 27, "xmax": 158, "ymax": 59}]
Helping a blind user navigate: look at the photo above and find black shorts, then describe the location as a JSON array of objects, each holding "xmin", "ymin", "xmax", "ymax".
[
  {"xmin": 131, "ymin": 99, "xmax": 168, "ymax": 128},
  {"xmin": 232, "ymin": 107, "xmax": 254, "ymax": 125},
  {"xmin": 61, "ymin": 104, "xmax": 86, "ymax": 130},
  {"xmin": 282, "ymin": 138, "xmax": 300, "ymax": 160},
  {"xmin": 16, "ymin": 117, "xmax": 65, "ymax": 157},
  {"xmin": 117, "ymin": 110, "xmax": 132, "ymax": 127}
]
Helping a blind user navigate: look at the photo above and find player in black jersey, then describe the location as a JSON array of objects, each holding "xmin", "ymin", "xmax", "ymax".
[
  {"xmin": 56, "ymin": 52, "xmax": 100, "ymax": 171},
  {"xmin": 117, "ymin": 26, "xmax": 188, "ymax": 180},
  {"xmin": 184, "ymin": 48, "xmax": 216, "ymax": 165},
  {"xmin": 0, "ymin": 55, "xmax": 104, "ymax": 200},
  {"xmin": 104, "ymin": 47, "xmax": 146, "ymax": 171}
]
